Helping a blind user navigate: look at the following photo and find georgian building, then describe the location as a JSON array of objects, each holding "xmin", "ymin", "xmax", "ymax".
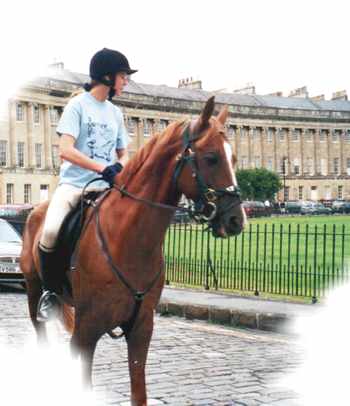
[{"xmin": 0, "ymin": 63, "xmax": 349, "ymax": 204}]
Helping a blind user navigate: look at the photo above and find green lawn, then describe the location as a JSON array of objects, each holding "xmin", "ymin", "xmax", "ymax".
[{"xmin": 164, "ymin": 215, "xmax": 350, "ymax": 299}]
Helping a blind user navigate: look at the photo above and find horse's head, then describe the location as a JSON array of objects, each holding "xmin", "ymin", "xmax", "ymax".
[{"xmin": 175, "ymin": 96, "xmax": 247, "ymax": 237}]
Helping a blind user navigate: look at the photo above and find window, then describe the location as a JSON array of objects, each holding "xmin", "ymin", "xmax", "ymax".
[
  {"xmin": 267, "ymin": 128, "xmax": 273, "ymax": 143},
  {"xmin": 127, "ymin": 117, "xmax": 138, "ymax": 136},
  {"xmin": 298, "ymin": 186, "xmax": 303, "ymax": 200},
  {"xmin": 143, "ymin": 119, "xmax": 152, "ymax": 137},
  {"xmin": 338, "ymin": 185, "xmax": 343, "ymax": 200},
  {"xmin": 280, "ymin": 158, "xmax": 288, "ymax": 175},
  {"xmin": 279, "ymin": 128, "xmax": 286, "ymax": 141},
  {"xmin": 332, "ymin": 130, "xmax": 340, "ymax": 143},
  {"xmin": 305, "ymin": 129, "xmax": 313, "ymax": 142},
  {"xmin": 310, "ymin": 186, "xmax": 318, "ymax": 200},
  {"xmin": 240, "ymin": 127, "xmax": 248, "ymax": 139},
  {"xmin": 35, "ymin": 143, "xmax": 42, "ymax": 168},
  {"xmin": 0, "ymin": 140, "xmax": 7, "ymax": 167},
  {"xmin": 346, "ymin": 130, "xmax": 350, "ymax": 143},
  {"xmin": 17, "ymin": 142, "xmax": 24, "ymax": 168},
  {"xmin": 305, "ymin": 157, "xmax": 314, "ymax": 175},
  {"xmin": 33, "ymin": 104, "xmax": 40, "ymax": 124},
  {"xmin": 254, "ymin": 156, "xmax": 261, "ymax": 168},
  {"xmin": 293, "ymin": 158, "xmax": 300, "ymax": 175},
  {"xmin": 324, "ymin": 185, "xmax": 331, "ymax": 200},
  {"xmin": 40, "ymin": 184, "xmax": 49, "ymax": 202},
  {"xmin": 267, "ymin": 156, "xmax": 273, "ymax": 171},
  {"xmin": 24, "ymin": 184, "xmax": 32, "ymax": 204},
  {"xmin": 319, "ymin": 130, "xmax": 327, "ymax": 142},
  {"xmin": 50, "ymin": 106, "xmax": 60, "ymax": 124},
  {"xmin": 52, "ymin": 145, "xmax": 60, "ymax": 169},
  {"xmin": 16, "ymin": 102, "xmax": 24, "ymax": 121},
  {"xmin": 227, "ymin": 125, "xmax": 235, "ymax": 139},
  {"xmin": 320, "ymin": 159, "xmax": 327, "ymax": 176},
  {"xmin": 6, "ymin": 184, "xmax": 14, "ymax": 204},
  {"xmin": 292, "ymin": 129, "xmax": 301, "ymax": 142},
  {"xmin": 333, "ymin": 158, "xmax": 340, "ymax": 175},
  {"xmin": 240, "ymin": 156, "xmax": 248, "ymax": 169},
  {"xmin": 284, "ymin": 186, "xmax": 290, "ymax": 201},
  {"xmin": 159, "ymin": 119, "xmax": 168, "ymax": 132},
  {"xmin": 347, "ymin": 158, "xmax": 350, "ymax": 175}
]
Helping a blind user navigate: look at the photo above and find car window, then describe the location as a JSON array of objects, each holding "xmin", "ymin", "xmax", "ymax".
[{"xmin": 0, "ymin": 221, "xmax": 22, "ymax": 243}]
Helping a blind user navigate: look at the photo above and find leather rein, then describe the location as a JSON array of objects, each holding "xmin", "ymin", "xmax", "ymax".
[{"xmin": 78, "ymin": 123, "xmax": 241, "ymax": 340}]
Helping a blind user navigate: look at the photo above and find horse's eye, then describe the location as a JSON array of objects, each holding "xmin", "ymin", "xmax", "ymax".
[{"xmin": 204, "ymin": 154, "xmax": 219, "ymax": 167}]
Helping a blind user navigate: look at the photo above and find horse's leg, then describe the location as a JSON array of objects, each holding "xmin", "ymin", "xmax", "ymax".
[
  {"xmin": 25, "ymin": 278, "xmax": 48, "ymax": 343},
  {"xmin": 127, "ymin": 311, "xmax": 154, "ymax": 406},
  {"xmin": 70, "ymin": 315, "xmax": 100, "ymax": 388}
]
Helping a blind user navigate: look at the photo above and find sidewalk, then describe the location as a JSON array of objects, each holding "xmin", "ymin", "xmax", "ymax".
[{"xmin": 157, "ymin": 286, "xmax": 321, "ymax": 334}]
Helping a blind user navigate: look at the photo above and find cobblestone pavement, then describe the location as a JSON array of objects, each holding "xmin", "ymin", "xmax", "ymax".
[{"xmin": 0, "ymin": 287, "xmax": 303, "ymax": 406}]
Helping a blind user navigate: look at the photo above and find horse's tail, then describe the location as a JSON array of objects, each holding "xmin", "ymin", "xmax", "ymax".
[{"xmin": 61, "ymin": 303, "xmax": 75, "ymax": 334}]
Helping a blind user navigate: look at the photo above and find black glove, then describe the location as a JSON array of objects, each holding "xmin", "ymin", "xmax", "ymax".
[{"xmin": 100, "ymin": 162, "xmax": 123, "ymax": 186}]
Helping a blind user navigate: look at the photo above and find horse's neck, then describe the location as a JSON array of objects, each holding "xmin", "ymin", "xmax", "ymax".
[{"xmin": 104, "ymin": 154, "xmax": 180, "ymax": 255}]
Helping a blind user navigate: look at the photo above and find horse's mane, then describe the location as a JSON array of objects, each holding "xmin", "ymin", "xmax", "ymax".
[{"xmin": 119, "ymin": 120, "xmax": 186, "ymax": 187}]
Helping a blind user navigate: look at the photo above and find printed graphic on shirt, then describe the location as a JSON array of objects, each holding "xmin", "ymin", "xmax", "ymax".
[{"xmin": 86, "ymin": 117, "xmax": 115, "ymax": 162}]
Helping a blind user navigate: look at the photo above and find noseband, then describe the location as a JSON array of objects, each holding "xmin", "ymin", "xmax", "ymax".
[{"xmin": 173, "ymin": 125, "xmax": 241, "ymax": 222}]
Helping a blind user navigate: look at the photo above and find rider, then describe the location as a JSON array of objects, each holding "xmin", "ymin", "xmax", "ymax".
[{"xmin": 37, "ymin": 48, "xmax": 137, "ymax": 322}]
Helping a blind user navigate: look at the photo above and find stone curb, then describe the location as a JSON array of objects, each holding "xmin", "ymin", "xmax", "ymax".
[{"xmin": 156, "ymin": 300, "xmax": 293, "ymax": 334}]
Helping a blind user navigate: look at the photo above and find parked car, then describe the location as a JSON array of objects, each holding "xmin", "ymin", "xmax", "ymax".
[
  {"xmin": 313, "ymin": 202, "xmax": 332, "ymax": 215},
  {"xmin": 0, "ymin": 204, "xmax": 33, "ymax": 236},
  {"xmin": 0, "ymin": 218, "xmax": 24, "ymax": 287},
  {"xmin": 172, "ymin": 209, "xmax": 191, "ymax": 224},
  {"xmin": 243, "ymin": 201, "xmax": 270, "ymax": 218},
  {"xmin": 285, "ymin": 201, "xmax": 302, "ymax": 215},
  {"xmin": 332, "ymin": 200, "xmax": 350, "ymax": 214},
  {"xmin": 300, "ymin": 201, "xmax": 332, "ymax": 215}
]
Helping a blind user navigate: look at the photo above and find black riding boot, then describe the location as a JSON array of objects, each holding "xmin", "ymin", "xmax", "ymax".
[{"xmin": 37, "ymin": 246, "xmax": 61, "ymax": 322}]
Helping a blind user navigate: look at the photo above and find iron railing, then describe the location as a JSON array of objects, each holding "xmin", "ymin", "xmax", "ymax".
[{"xmin": 164, "ymin": 222, "xmax": 350, "ymax": 301}]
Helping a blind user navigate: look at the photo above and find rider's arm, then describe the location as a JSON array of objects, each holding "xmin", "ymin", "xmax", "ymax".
[
  {"xmin": 116, "ymin": 148, "xmax": 129, "ymax": 166},
  {"xmin": 59, "ymin": 134, "xmax": 105, "ymax": 173}
]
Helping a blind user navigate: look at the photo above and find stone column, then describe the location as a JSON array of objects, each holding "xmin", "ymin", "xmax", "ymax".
[
  {"xmin": 274, "ymin": 127, "xmax": 281, "ymax": 172},
  {"xmin": 43, "ymin": 105, "xmax": 52, "ymax": 169},
  {"xmin": 247, "ymin": 126, "xmax": 252, "ymax": 168},
  {"xmin": 286, "ymin": 128, "xmax": 291, "ymax": 174},
  {"xmin": 8, "ymin": 99, "xmax": 15, "ymax": 167},
  {"xmin": 300, "ymin": 128, "xmax": 305, "ymax": 175},
  {"xmin": 236, "ymin": 125, "xmax": 242, "ymax": 163},
  {"xmin": 340, "ymin": 129, "xmax": 345, "ymax": 175},
  {"xmin": 26, "ymin": 102, "xmax": 34, "ymax": 168},
  {"xmin": 314, "ymin": 129, "xmax": 319, "ymax": 174},
  {"xmin": 326, "ymin": 129, "xmax": 331, "ymax": 175},
  {"xmin": 261, "ymin": 127, "xmax": 266, "ymax": 169}
]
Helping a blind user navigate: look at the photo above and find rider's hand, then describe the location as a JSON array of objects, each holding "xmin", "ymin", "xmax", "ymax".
[{"xmin": 100, "ymin": 162, "xmax": 123, "ymax": 186}]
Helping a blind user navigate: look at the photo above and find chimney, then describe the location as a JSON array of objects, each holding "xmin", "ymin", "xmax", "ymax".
[
  {"xmin": 288, "ymin": 86, "xmax": 308, "ymax": 98},
  {"xmin": 331, "ymin": 90, "xmax": 348, "ymax": 101},
  {"xmin": 311, "ymin": 94, "xmax": 325, "ymax": 101},
  {"xmin": 48, "ymin": 61, "xmax": 64, "ymax": 70},
  {"xmin": 233, "ymin": 83, "xmax": 256, "ymax": 95},
  {"xmin": 178, "ymin": 77, "xmax": 202, "ymax": 90},
  {"xmin": 266, "ymin": 91, "xmax": 283, "ymax": 97}
]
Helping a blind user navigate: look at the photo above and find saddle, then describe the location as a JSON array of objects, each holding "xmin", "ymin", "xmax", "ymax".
[{"xmin": 53, "ymin": 190, "xmax": 106, "ymax": 294}]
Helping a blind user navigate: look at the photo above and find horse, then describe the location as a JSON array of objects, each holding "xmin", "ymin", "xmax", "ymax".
[{"xmin": 20, "ymin": 96, "xmax": 246, "ymax": 405}]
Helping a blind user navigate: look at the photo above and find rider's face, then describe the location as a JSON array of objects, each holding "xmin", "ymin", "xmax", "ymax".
[{"xmin": 114, "ymin": 72, "xmax": 129, "ymax": 96}]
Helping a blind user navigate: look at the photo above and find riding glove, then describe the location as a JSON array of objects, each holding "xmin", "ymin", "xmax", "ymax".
[{"xmin": 100, "ymin": 162, "xmax": 123, "ymax": 186}]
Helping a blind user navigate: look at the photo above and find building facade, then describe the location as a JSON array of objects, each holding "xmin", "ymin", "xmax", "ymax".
[{"xmin": 0, "ymin": 64, "xmax": 350, "ymax": 204}]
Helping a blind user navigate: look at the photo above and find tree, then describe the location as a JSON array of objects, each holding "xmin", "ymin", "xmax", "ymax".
[{"xmin": 236, "ymin": 168, "xmax": 283, "ymax": 201}]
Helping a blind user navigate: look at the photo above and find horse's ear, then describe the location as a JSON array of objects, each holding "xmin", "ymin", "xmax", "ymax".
[
  {"xmin": 217, "ymin": 105, "xmax": 229, "ymax": 125},
  {"xmin": 191, "ymin": 96, "xmax": 215, "ymax": 136}
]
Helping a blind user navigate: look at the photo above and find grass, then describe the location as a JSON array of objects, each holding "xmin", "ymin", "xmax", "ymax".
[{"xmin": 164, "ymin": 215, "xmax": 350, "ymax": 299}]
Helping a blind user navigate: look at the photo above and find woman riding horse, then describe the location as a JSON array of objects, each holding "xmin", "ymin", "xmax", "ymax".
[
  {"xmin": 20, "ymin": 89, "xmax": 246, "ymax": 404},
  {"xmin": 36, "ymin": 48, "xmax": 137, "ymax": 321}
]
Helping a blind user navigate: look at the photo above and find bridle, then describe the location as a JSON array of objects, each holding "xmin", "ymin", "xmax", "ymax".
[
  {"xmin": 76, "ymin": 122, "xmax": 242, "ymax": 340},
  {"xmin": 172, "ymin": 124, "xmax": 242, "ymax": 222}
]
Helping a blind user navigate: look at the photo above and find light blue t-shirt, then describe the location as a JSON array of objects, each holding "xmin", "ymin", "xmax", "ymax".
[{"xmin": 56, "ymin": 91, "xmax": 130, "ymax": 189}]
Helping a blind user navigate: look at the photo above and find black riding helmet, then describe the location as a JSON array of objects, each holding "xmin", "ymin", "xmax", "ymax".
[
  {"xmin": 90, "ymin": 48, "xmax": 137, "ymax": 85},
  {"xmin": 84, "ymin": 48, "xmax": 138, "ymax": 99}
]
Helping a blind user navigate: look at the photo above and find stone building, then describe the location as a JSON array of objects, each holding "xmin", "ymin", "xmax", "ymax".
[{"xmin": 0, "ymin": 63, "xmax": 349, "ymax": 204}]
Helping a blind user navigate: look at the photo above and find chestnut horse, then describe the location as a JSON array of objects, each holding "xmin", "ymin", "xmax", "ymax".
[{"xmin": 20, "ymin": 97, "xmax": 246, "ymax": 405}]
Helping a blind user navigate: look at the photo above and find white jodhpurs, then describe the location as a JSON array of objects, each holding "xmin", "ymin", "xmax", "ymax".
[{"xmin": 40, "ymin": 184, "xmax": 84, "ymax": 252}]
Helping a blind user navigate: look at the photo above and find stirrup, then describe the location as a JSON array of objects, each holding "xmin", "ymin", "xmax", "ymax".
[{"xmin": 37, "ymin": 290, "xmax": 60, "ymax": 322}]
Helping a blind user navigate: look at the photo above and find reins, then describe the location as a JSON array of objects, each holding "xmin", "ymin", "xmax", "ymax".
[{"xmin": 73, "ymin": 123, "xmax": 242, "ymax": 340}]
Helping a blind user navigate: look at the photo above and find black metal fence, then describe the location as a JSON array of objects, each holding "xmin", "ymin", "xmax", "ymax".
[{"xmin": 164, "ymin": 222, "xmax": 350, "ymax": 301}]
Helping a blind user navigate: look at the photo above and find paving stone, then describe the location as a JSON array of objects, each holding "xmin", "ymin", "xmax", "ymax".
[{"xmin": 0, "ymin": 289, "xmax": 303, "ymax": 406}]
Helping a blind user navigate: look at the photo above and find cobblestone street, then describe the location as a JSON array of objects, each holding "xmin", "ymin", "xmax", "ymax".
[{"xmin": 0, "ymin": 288, "xmax": 303, "ymax": 406}]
